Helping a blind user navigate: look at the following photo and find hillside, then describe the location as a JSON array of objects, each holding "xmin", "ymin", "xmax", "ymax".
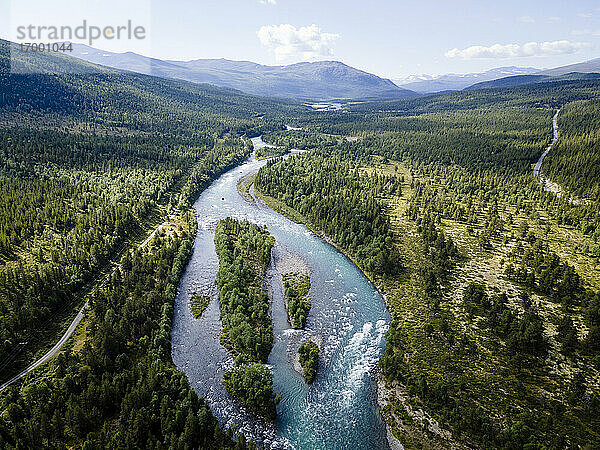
[
  {"xmin": 465, "ymin": 72, "xmax": 600, "ymax": 91},
  {"xmin": 396, "ymin": 58, "xmax": 600, "ymax": 94},
  {"xmin": 0, "ymin": 39, "xmax": 299, "ymax": 448},
  {"xmin": 394, "ymin": 66, "xmax": 540, "ymax": 93},
  {"xmin": 0, "ymin": 40, "xmax": 303, "ymax": 131},
  {"xmin": 539, "ymin": 57, "xmax": 600, "ymax": 76},
  {"xmin": 462, "ymin": 58, "xmax": 600, "ymax": 91},
  {"xmin": 254, "ymin": 80, "xmax": 600, "ymax": 448},
  {"xmin": 62, "ymin": 43, "xmax": 417, "ymax": 100}
]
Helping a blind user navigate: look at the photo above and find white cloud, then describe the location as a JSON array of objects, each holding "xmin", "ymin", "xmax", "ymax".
[
  {"xmin": 518, "ymin": 16, "xmax": 535, "ymax": 23},
  {"xmin": 259, "ymin": 0, "xmax": 277, "ymax": 4},
  {"xmin": 547, "ymin": 16, "xmax": 561, "ymax": 23},
  {"xmin": 445, "ymin": 40, "xmax": 589, "ymax": 59},
  {"xmin": 257, "ymin": 24, "xmax": 340, "ymax": 62},
  {"xmin": 578, "ymin": 12, "xmax": 593, "ymax": 18}
]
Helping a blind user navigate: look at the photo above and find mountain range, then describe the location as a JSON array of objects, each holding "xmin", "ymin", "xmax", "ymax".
[
  {"xmin": 539, "ymin": 57, "xmax": 600, "ymax": 76},
  {"xmin": 392, "ymin": 67, "xmax": 541, "ymax": 93},
  {"xmin": 395, "ymin": 58, "xmax": 600, "ymax": 93},
  {"xmin": 63, "ymin": 43, "xmax": 416, "ymax": 101},
  {"xmin": 465, "ymin": 58, "xmax": 600, "ymax": 90},
  {"xmin": 0, "ymin": 38, "xmax": 302, "ymax": 124},
  {"xmin": 19, "ymin": 42, "xmax": 600, "ymax": 101}
]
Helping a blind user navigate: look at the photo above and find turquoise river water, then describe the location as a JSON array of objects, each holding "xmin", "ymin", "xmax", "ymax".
[{"xmin": 171, "ymin": 137, "xmax": 392, "ymax": 449}]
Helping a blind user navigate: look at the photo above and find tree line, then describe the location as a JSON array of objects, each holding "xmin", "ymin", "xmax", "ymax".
[
  {"xmin": 255, "ymin": 154, "xmax": 400, "ymax": 277},
  {"xmin": 0, "ymin": 213, "xmax": 250, "ymax": 448}
]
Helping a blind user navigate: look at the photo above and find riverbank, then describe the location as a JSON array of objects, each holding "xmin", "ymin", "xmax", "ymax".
[
  {"xmin": 253, "ymin": 184, "xmax": 385, "ymax": 294},
  {"xmin": 376, "ymin": 376, "xmax": 405, "ymax": 450},
  {"xmin": 253, "ymin": 183, "xmax": 404, "ymax": 449},
  {"xmin": 237, "ymin": 170, "xmax": 257, "ymax": 202},
  {"xmin": 376, "ymin": 375, "xmax": 464, "ymax": 450}
]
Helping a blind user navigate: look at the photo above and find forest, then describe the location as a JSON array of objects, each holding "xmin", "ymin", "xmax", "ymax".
[
  {"xmin": 255, "ymin": 145, "xmax": 288, "ymax": 159},
  {"xmin": 222, "ymin": 363, "xmax": 277, "ymax": 420},
  {"xmin": 214, "ymin": 218, "xmax": 274, "ymax": 363},
  {"xmin": 214, "ymin": 218, "xmax": 278, "ymax": 418},
  {"xmin": 252, "ymin": 79, "xmax": 600, "ymax": 448},
  {"xmin": 0, "ymin": 129, "xmax": 249, "ymax": 379},
  {"xmin": 0, "ymin": 214, "xmax": 245, "ymax": 448},
  {"xmin": 543, "ymin": 98, "xmax": 600, "ymax": 199},
  {"xmin": 262, "ymin": 129, "xmax": 340, "ymax": 150},
  {"xmin": 0, "ymin": 35, "xmax": 305, "ymax": 382},
  {"xmin": 297, "ymin": 340, "xmax": 319, "ymax": 384},
  {"xmin": 282, "ymin": 273, "xmax": 311, "ymax": 329},
  {"xmin": 0, "ymin": 40, "xmax": 294, "ymax": 448},
  {"xmin": 255, "ymin": 154, "xmax": 399, "ymax": 276}
]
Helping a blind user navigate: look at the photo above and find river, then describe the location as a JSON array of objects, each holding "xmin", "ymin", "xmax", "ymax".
[
  {"xmin": 533, "ymin": 109, "xmax": 560, "ymax": 177},
  {"xmin": 171, "ymin": 136, "xmax": 391, "ymax": 449}
]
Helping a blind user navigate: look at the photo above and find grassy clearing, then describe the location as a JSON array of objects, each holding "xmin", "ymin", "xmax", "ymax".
[
  {"xmin": 370, "ymin": 163, "xmax": 461, "ymax": 446},
  {"xmin": 369, "ymin": 158, "xmax": 600, "ymax": 447},
  {"xmin": 253, "ymin": 153, "xmax": 599, "ymax": 444}
]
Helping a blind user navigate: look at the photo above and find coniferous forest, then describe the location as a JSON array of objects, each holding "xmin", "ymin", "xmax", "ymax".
[
  {"xmin": 214, "ymin": 218, "xmax": 277, "ymax": 418},
  {"xmin": 0, "ymin": 40, "xmax": 293, "ymax": 448},
  {"xmin": 252, "ymin": 79, "xmax": 600, "ymax": 447}
]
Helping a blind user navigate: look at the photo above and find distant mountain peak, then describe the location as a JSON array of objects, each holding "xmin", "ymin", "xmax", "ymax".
[{"xmin": 393, "ymin": 66, "xmax": 541, "ymax": 93}]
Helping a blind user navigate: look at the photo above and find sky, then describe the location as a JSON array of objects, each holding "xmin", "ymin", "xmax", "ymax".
[{"xmin": 2, "ymin": 0, "xmax": 600, "ymax": 79}]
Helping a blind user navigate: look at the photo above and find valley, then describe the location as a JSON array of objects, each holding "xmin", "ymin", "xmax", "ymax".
[
  {"xmin": 170, "ymin": 138, "xmax": 390, "ymax": 448},
  {"xmin": 246, "ymin": 86, "xmax": 600, "ymax": 447},
  {"xmin": 0, "ymin": 26, "xmax": 599, "ymax": 450}
]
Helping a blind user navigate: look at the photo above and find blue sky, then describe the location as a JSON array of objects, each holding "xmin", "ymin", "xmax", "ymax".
[{"xmin": 2, "ymin": 0, "xmax": 600, "ymax": 78}]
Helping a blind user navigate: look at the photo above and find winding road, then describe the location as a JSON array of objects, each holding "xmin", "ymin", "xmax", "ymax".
[{"xmin": 0, "ymin": 215, "xmax": 173, "ymax": 391}]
